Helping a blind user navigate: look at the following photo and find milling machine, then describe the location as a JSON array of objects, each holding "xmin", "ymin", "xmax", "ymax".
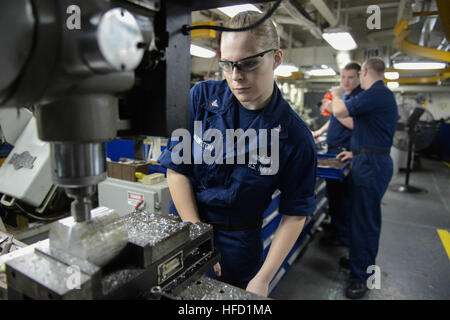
[{"xmin": 0, "ymin": 0, "xmax": 272, "ymax": 299}]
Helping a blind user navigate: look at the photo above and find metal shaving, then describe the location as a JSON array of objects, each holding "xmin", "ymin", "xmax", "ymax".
[
  {"xmin": 189, "ymin": 222, "xmax": 213, "ymax": 240},
  {"xmin": 123, "ymin": 211, "xmax": 190, "ymax": 247},
  {"xmin": 102, "ymin": 269, "xmax": 142, "ymax": 295},
  {"xmin": 177, "ymin": 276, "xmax": 267, "ymax": 300}
]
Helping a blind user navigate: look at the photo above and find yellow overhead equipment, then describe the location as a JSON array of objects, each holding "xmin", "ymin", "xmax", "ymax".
[{"xmin": 191, "ymin": 21, "xmax": 217, "ymax": 39}]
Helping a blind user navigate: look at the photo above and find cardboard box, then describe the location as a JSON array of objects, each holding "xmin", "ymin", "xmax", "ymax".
[{"xmin": 106, "ymin": 158, "xmax": 151, "ymax": 182}]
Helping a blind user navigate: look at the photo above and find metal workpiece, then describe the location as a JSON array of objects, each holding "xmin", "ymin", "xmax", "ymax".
[
  {"xmin": 48, "ymin": 211, "xmax": 129, "ymax": 267},
  {"xmin": 177, "ymin": 276, "xmax": 268, "ymax": 300},
  {"xmin": 123, "ymin": 212, "xmax": 191, "ymax": 267}
]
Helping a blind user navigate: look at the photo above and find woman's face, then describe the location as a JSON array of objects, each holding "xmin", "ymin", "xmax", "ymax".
[{"xmin": 220, "ymin": 32, "xmax": 282, "ymax": 110}]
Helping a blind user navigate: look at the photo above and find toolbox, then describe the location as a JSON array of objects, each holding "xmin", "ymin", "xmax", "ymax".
[{"xmin": 316, "ymin": 154, "xmax": 351, "ymax": 182}]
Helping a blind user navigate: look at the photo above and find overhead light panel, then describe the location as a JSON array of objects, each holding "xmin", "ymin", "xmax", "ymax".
[
  {"xmin": 393, "ymin": 62, "xmax": 446, "ymax": 70},
  {"xmin": 322, "ymin": 32, "xmax": 357, "ymax": 51},
  {"xmin": 306, "ymin": 68, "xmax": 336, "ymax": 76},
  {"xmin": 384, "ymin": 72, "xmax": 399, "ymax": 80},
  {"xmin": 387, "ymin": 82, "xmax": 399, "ymax": 90},
  {"xmin": 275, "ymin": 71, "xmax": 292, "ymax": 77},
  {"xmin": 275, "ymin": 64, "xmax": 299, "ymax": 77},
  {"xmin": 190, "ymin": 44, "xmax": 216, "ymax": 58},
  {"xmin": 336, "ymin": 50, "xmax": 351, "ymax": 71},
  {"xmin": 217, "ymin": 4, "xmax": 262, "ymax": 18}
]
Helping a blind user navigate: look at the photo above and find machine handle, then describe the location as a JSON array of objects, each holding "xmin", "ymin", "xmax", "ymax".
[{"xmin": 0, "ymin": 194, "xmax": 15, "ymax": 207}]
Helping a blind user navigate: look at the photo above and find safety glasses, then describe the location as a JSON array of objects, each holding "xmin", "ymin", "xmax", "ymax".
[{"xmin": 219, "ymin": 49, "xmax": 277, "ymax": 73}]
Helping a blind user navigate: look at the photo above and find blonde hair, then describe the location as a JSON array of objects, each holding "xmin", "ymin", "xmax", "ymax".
[{"xmin": 222, "ymin": 11, "xmax": 280, "ymax": 51}]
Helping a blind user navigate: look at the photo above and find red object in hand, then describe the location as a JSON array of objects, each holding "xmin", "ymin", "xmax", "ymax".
[{"xmin": 321, "ymin": 92, "xmax": 333, "ymax": 116}]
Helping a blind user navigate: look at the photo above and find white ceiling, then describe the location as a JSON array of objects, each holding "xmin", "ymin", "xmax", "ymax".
[{"xmin": 190, "ymin": 0, "xmax": 449, "ymax": 90}]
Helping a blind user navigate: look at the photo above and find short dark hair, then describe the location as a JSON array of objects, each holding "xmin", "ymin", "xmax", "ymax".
[
  {"xmin": 364, "ymin": 57, "xmax": 385, "ymax": 76},
  {"xmin": 343, "ymin": 62, "xmax": 361, "ymax": 73}
]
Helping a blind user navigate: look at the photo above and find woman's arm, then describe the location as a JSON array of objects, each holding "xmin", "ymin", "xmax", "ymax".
[
  {"xmin": 246, "ymin": 215, "xmax": 306, "ymax": 296},
  {"xmin": 166, "ymin": 168, "xmax": 200, "ymax": 223}
]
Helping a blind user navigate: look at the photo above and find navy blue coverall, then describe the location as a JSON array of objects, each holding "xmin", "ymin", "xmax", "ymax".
[
  {"xmin": 344, "ymin": 80, "xmax": 398, "ymax": 283},
  {"xmin": 326, "ymin": 86, "xmax": 362, "ymax": 245},
  {"xmin": 158, "ymin": 80, "xmax": 317, "ymax": 289}
]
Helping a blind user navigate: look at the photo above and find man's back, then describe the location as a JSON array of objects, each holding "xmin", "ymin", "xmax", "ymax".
[{"xmin": 345, "ymin": 80, "xmax": 398, "ymax": 152}]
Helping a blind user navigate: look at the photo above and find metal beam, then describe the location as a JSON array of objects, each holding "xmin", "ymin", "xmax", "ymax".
[
  {"xmin": 338, "ymin": 2, "xmax": 399, "ymax": 13},
  {"xmin": 310, "ymin": 0, "xmax": 338, "ymax": 27},
  {"xmin": 282, "ymin": 1, "xmax": 322, "ymax": 39}
]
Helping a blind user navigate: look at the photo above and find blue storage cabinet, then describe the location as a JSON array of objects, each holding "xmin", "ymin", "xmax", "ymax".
[{"xmin": 316, "ymin": 154, "xmax": 351, "ymax": 181}]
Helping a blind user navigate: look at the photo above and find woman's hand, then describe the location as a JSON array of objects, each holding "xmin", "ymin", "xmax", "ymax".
[
  {"xmin": 246, "ymin": 275, "xmax": 269, "ymax": 297},
  {"xmin": 213, "ymin": 262, "xmax": 221, "ymax": 277}
]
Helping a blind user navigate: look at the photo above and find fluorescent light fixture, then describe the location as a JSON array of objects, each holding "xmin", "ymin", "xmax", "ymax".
[
  {"xmin": 322, "ymin": 32, "xmax": 357, "ymax": 51},
  {"xmin": 306, "ymin": 68, "xmax": 336, "ymax": 76},
  {"xmin": 387, "ymin": 82, "xmax": 399, "ymax": 90},
  {"xmin": 321, "ymin": 64, "xmax": 328, "ymax": 69},
  {"xmin": 275, "ymin": 70, "xmax": 293, "ymax": 77},
  {"xmin": 393, "ymin": 62, "xmax": 446, "ymax": 70},
  {"xmin": 275, "ymin": 64, "xmax": 299, "ymax": 73},
  {"xmin": 275, "ymin": 64, "xmax": 299, "ymax": 77},
  {"xmin": 217, "ymin": 4, "xmax": 262, "ymax": 18},
  {"xmin": 190, "ymin": 44, "xmax": 216, "ymax": 58},
  {"xmin": 384, "ymin": 72, "xmax": 399, "ymax": 80},
  {"xmin": 336, "ymin": 50, "xmax": 351, "ymax": 71}
]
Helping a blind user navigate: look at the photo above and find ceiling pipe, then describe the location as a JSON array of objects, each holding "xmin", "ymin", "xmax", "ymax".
[
  {"xmin": 310, "ymin": 0, "xmax": 339, "ymax": 27},
  {"xmin": 275, "ymin": 23, "xmax": 304, "ymax": 48},
  {"xmin": 393, "ymin": 19, "xmax": 450, "ymax": 62},
  {"xmin": 418, "ymin": 0, "xmax": 438, "ymax": 47},
  {"xmin": 282, "ymin": 1, "xmax": 322, "ymax": 39},
  {"xmin": 340, "ymin": 2, "xmax": 398, "ymax": 14}
]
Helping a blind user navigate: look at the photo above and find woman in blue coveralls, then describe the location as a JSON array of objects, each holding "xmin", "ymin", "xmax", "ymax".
[{"xmin": 158, "ymin": 12, "xmax": 317, "ymax": 297}]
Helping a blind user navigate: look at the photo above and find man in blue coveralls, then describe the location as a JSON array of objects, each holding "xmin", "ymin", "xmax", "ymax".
[
  {"xmin": 329, "ymin": 57, "xmax": 398, "ymax": 299},
  {"xmin": 313, "ymin": 62, "xmax": 362, "ymax": 248}
]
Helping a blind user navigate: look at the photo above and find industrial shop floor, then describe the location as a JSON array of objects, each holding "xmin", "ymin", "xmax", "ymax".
[{"xmin": 270, "ymin": 157, "xmax": 450, "ymax": 300}]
